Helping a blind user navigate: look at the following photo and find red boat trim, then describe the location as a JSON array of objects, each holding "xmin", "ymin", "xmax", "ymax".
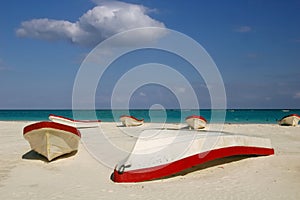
[
  {"xmin": 119, "ymin": 115, "xmax": 144, "ymax": 122},
  {"xmin": 49, "ymin": 114, "xmax": 101, "ymax": 123},
  {"xmin": 279, "ymin": 114, "xmax": 300, "ymax": 123},
  {"xmin": 23, "ymin": 121, "xmax": 81, "ymax": 137},
  {"xmin": 113, "ymin": 146, "xmax": 274, "ymax": 183},
  {"xmin": 285, "ymin": 114, "xmax": 300, "ymax": 119},
  {"xmin": 185, "ymin": 115, "xmax": 207, "ymax": 123}
]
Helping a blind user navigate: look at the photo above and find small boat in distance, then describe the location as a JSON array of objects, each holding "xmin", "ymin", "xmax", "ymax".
[
  {"xmin": 185, "ymin": 115, "xmax": 207, "ymax": 130},
  {"xmin": 112, "ymin": 129, "xmax": 274, "ymax": 183},
  {"xmin": 49, "ymin": 114, "xmax": 101, "ymax": 128},
  {"xmin": 119, "ymin": 115, "xmax": 144, "ymax": 127},
  {"xmin": 278, "ymin": 114, "xmax": 300, "ymax": 126},
  {"xmin": 23, "ymin": 121, "xmax": 81, "ymax": 161}
]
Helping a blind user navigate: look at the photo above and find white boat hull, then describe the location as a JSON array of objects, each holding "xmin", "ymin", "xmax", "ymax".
[
  {"xmin": 113, "ymin": 129, "xmax": 274, "ymax": 182},
  {"xmin": 120, "ymin": 115, "xmax": 144, "ymax": 127},
  {"xmin": 23, "ymin": 122, "xmax": 81, "ymax": 161},
  {"xmin": 278, "ymin": 114, "xmax": 300, "ymax": 126},
  {"xmin": 185, "ymin": 116, "xmax": 207, "ymax": 129},
  {"xmin": 49, "ymin": 114, "xmax": 101, "ymax": 128}
]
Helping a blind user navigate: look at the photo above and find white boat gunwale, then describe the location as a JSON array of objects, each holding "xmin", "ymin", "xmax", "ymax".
[
  {"xmin": 48, "ymin": 114, "xmax": 101, "ymax": 128},
  {"xmin": 49, "ymin": 114, "xmax": 101, "ymax": 123}
]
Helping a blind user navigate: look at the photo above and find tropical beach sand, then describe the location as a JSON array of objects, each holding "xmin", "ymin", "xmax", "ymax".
[{"xmin": 0, "ymin": 121, "xmax": 299, "ymax": 200}]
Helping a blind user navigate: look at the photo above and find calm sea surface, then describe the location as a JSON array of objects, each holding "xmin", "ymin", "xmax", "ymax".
[{"xmin": 0, "ymin": 109, "xmax": 299, "ymax": 124}]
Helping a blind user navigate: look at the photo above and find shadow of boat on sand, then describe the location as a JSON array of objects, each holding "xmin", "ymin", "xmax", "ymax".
[{"xmin": 22, "ymin": 150, "xmax": 78, "ymax": 162}]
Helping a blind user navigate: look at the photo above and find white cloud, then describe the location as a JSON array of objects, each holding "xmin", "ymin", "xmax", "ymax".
[
  {"xmin": 246, "ymin": 53, "xmax": 258, "ymax": 59},
  {"xmin": 293, "ymin": 92, "xmax": 300, "ymax": 99},
  {"xmin": 139, "ymin": 92, "xmax": 146, "ymax": 97},
  {"xmin": 265, "ymin": 97, "xmax": 271, "ymax": 101},
  {"xmin": 0, "ymin": 59, "xmax": 3, "ymax": 69},
  {"xmin": 0, "ymin": 59, "xmax": 10, "ymax": 71},
  {"xmin": 16, "ymin": 1, "xmax": 165, "ymax": 47},
  {"xmin": 234, "ymin": 26, "xmax": 252, "ymax": 33},
  {"xmin": 293, "ymin": 39, "xmax": 300, "ymax": 43},
  {"xmin": 175, "ymin": 87, "xmax": 186, "ymax": 93}
]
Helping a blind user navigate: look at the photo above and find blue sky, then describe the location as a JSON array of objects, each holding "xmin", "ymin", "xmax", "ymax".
[{"xmin": 0, "ymin": 0, "xmax": 299, "ymax": 109}]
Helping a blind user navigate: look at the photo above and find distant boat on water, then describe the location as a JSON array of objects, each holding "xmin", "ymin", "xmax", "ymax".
[
  {"xmin": 119, "ymin": 115, "xmax": 144, "ymax": 127},
  {"xmin": 278, "ymin": 114, "xmax": 300, "ymax": 126},
  {"xmin": 185, "ymin": 115, "xmax": 207, "ymax": 130},
  {"xmin": 23, "ymin": 121, "xmax": 81, "ymax": 161}
]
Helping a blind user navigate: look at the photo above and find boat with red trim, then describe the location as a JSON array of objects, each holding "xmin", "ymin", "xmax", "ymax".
[
  {"xmin": 185, "ymin": 115, "xmax": 207, "ymax": 130},
  {"xmin": 112, "ymin": 129, "xmax": 274, "ymax": 183},
  {"xmin": 49, "ymin": 114, "xmax": 101, "ymax": 128},
  {"xmin": 119, "ymin": 115, "xmax": 144, "ymax": 127},
  {"xmin": 278, "ymin": 114, "xmax": 300, "ymax": 126},
  {"xmin": 23, "ymin": 121, "xmax": 81, "ymax": 161}
]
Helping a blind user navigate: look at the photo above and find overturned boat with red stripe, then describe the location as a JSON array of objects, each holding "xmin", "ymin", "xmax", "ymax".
[
  {"xmin": 49, "ymin": 114, "xmax": 101, "ymax": 128},
  {"xmin": 119, "ymin": 115, "xmax": 144, "ymax": 127},
  {"xmin": 23, "ymin": 121, "xmax": 81, "ymax": 161},
  {"xmin": 112, "ymin": 129, "xmax": 274, "ymax": 183},
  {"xmin": 278, "ymin": 114, "xmax": 300, "ymax": 126}
]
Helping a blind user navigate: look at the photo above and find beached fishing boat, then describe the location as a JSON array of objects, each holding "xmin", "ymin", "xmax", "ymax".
[
  {"xmin": 23, "ymin": 121, "xmax": 81, "ymax": 161},
  {"xmin": 185, "ymin": 115, "xmax": 207, "ymax": 129},
  {"xmin": 49, "ymin": 114, "xmax": 101, "ymax": 128},
  {"xmin": 119, "ymin": 115, "xmax": 144, "ymax": 127},
  {"xmin": 278, "ymin": 114, "xmax": 300, "ymax": 126},
  {"xmin": 112, "ymin": 129, "xmax": 274, "ymax": 182}
]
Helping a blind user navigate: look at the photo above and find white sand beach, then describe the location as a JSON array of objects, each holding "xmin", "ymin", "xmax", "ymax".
[{"xmin": 0, "ymin": 121, "xmax": 299, "ymax": 200}]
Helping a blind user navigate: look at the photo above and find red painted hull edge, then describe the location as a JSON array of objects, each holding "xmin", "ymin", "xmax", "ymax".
[
  {"xmin": 185, "ymin": 115, "xmax": 207, "ymax": 123},
  {"xmin": 113, "ymin": 146, "xmax": 274, "ymax": 183},
  {"xmin": 23, "ymin": 121, "xmax": 81, "ymax": 137}
]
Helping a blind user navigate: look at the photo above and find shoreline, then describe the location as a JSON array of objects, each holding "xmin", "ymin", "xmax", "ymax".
[{"xmin": 0, "ymin": 121, "xmax": 299, "ymax": 199}]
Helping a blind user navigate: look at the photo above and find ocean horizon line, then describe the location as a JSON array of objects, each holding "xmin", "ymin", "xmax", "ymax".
[
  {"xmin": 0, "ymin": 109, "xmax": 299, "ymax": 124},
  {"xmin": 0, "ymin": 108, "xmax": 299, "ymax": 111}
]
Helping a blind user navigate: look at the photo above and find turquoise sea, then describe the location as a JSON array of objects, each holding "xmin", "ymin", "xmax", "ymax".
[{"xmin": 0, "ymin": 109, "xmax": 299, "ymax": 124}]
